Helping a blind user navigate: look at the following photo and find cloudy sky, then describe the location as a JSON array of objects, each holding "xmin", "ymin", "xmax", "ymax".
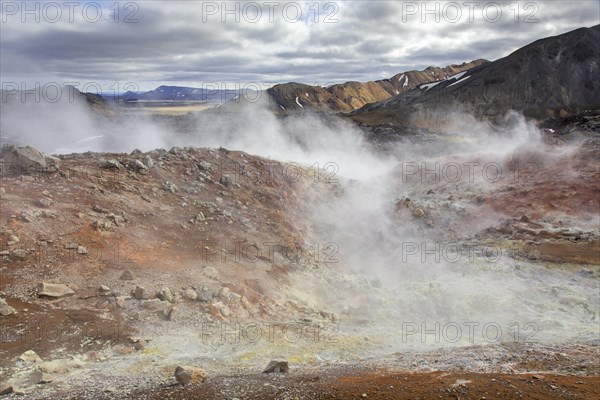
[{"xmin": 1, "ymin": 1, "xmax": 598, "ymax": 92}]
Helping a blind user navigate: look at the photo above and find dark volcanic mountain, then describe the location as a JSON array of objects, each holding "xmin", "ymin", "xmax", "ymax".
[
  {"xmin": 267, "ymin": 60, "xmax": 488, "ymax": 113},
  {"xmin": 351, "ymin": 25, "xmax": 600, "ymax": 129}
]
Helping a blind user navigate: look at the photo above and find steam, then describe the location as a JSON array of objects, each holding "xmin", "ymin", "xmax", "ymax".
[{"xmin": 1, "ymin": 93, "xmax": 598, "ymax": 350}]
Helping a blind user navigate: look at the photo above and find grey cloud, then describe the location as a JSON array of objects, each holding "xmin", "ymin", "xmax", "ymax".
[{"xmin": 0, "ymin": 1, "xmax": 596, "ymax": 88}]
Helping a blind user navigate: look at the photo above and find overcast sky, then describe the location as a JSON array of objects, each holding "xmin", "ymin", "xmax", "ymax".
[{"xmin": 1, "ymin": 1, "xmax": 598, "ymax": 92}]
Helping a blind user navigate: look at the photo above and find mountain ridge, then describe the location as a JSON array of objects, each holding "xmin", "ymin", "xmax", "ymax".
[
  {"xmin": 266, "ymin": 59, "xmax": 488, "ymax": 113},
  {"xmin": 350, "ymin": 25, "xmax": 600, "ymax": 129}
]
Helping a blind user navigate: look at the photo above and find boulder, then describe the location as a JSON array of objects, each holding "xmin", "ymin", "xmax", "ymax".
[
  {"xmin": 29, "ymin": 370, "xmax": 53, "ymax": 384},
  {"xmin": 11, "ymin": 249, "xmax": 27, "ymax": 260},
  {"xmin": 219, "ymin": 175, "xmax": 232, "ymax": 186},
  {"xmin": 164, "ymin": 305, "xmax": 178, "ymax": 321},
  {"xmin": 412, "ymin": 208, "xmax": 425, "ymax": 218},
  {"xmin": 0, "ymin": 145, "xmax": 60, "ymax": 174},
  {"xmin": 38, "ymin": 283, "xmax": 75, "ymax": 298},
  {"xmin": 203, "ymin": 266, "xmax": 219, "ymax": 279},
  {"xmin": 101, "ymin": 159, "xmax": 121, "ymax": 170},
  {"xmin": 262, "ymin": 360, "xmax": 289, "ymax": 373},
  {"xmin": 18, "ymin": 350, "xmax": 42, "ymax": 363},
  {"xmin": 142, "ymin": 155, "xmax": 154, "ymax": 168},
  {"xmin": 0, "ymin": 297, "xmax": 16, "ymax": 316},
  {"xmin": 140, "ymin": 298, "xmax": 169, "ymax": 312},
  {"xmin": 133, "ymin": 285, "xmax": 151, "ymax": 300},
  {"xmin": 163, "ymin": 181, "xmax": 179, "ymax": 194},
  {"xmin": 120, "ymin": 270, "xmax": 135, "ymax": 280},
  {"xmin": 0, "ymin": 383, "xmax": 13, "ymax": 395},
  {"xmin": 156, "ymin": 287, "xmax": 173, "ymax": 303},
  {"xmin": 38, "ymin": 198, "xmax": 53, "ymax": 208},
  {"xmin": 196, "ymin": 286, "xmax": 214, "ymax": 302},
  {"xmin": 116, "ymin": 296, "xmax": 128, "ymax": 308},
  {"xmin": 174, "ymin": 365, "xmax": 207, "ymax": 385},
  {"xmin": 37, "ymin": 359, "xmax": 84, "ymax": 374},
  {"xmin": 127, "ymin": 159, "xmax": 149, "ymax": 173},
  {"xmin": 183, "ymin": 289, "xmax": 197, "ymax": 301}
]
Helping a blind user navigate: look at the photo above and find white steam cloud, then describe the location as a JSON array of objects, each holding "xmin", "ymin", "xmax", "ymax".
[{"xmin": 1, "ymin": 94, "xmax": 598, "ymax": 351}]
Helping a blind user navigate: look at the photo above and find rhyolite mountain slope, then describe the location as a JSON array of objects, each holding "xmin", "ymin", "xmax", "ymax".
[
  {"xmin": 266, "ymin": 60, "xmax": 488, "ymax": 113},
  {"xmin": 351, "ymin": 25, "xmax": 600, "ymax": 129}
]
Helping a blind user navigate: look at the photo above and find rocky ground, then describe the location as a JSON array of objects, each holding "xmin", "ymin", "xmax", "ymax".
[{"xmin": 0, "ymin": 125, "xmax": 598, "ymax": 398}]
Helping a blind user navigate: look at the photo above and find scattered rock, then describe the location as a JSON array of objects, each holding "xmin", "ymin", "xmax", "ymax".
[
  {"xmin": 101, "ymin": 159, "xmax": 121, "ymax": 170},
  {"xmin": 93, "ymin": 204, "xmax": 109, "ymax": 213},
  {"xmin": 99, "ymin": 285, "xmax": 111, "ymax": 292},
  {"xmin": 29, "ymin": 370, "xmax": 53, "ymax": 384},
  {"xmin": 196, "ymin": 286, "xmax": 214, "ymax": 302},
  {"xmin": 164, "ymin": 305, "xmax": 178, "ymax": 320},
  {"xmin": 92, "ymin": 219, "xmax": 113, "ymax": 231},
  {"xmin": 412, "ymin": 208, "xmax": 425, "ymax": 218},
  {"xmin": 116, "ymin": 296, "xmax": 128, "ymax": 308},
  {"xmin": 262, "ymin": 360, "xmax": 289, "ymax": 374},
  {"xmin": 156, "ymin": 287, "xmax": 174, "ymax": 303},
  {"xmin": 220, "ymin": 175, "xmax": 232, "ymax": 186},
  {"xmin": 133, "ymin": 286, "xmax": 151, "ymax": 300},
  {"xmin": 0, "ymin": 297, "xmax": 16, "ymax": 316},
  {"xmin": 18, "ymin": 350, "xmax": 42, "ymax": 363},
  {"xmin": 163, "ymin": 181, "xmax": 180, "ymax": 194},
  {"xmin": 1, "ymin": 145, "xmax": 60, "ymax": 174},
  {"xmin": 120, "ymin": 270, "xmax": 135, "ymax": 280},
  {"xmin": 107, "ymin": 213, "xmax": 126, "ymax": 227},
  {"xmin": 198, "ymin": 161, "xmax": 213, "ymax": 172},
  {"xmin": 140, "ymin": 298, "xmax": 169, "ymax": 312},
  {"xmin": 191, "ymin": 212, "xmax": 206, "ymax": 223},
  {"xmin": 0, "ymin": 383, "xmax": 13, "ymax": 395},
  {"xmin": 183, "ymin": 289, "xmax": 198, "ymax": 301},
  {"xmin": 219, "ymin": 287, "xmax": 241, "ymax": 304},
  {"xmin": 38, "ymin": 197, "xmax": 53, "ymax": 208},
  {"xmin": 11, "ymin": 249, "xmax": 27, "ymax": 260},
  {"xmin": 203, "ymin": 266, "xmax": 219, "ymax": 279},
  {"xmin": 77, "ymin": 246, "xmax": 88, "ymax": 255},
  {"xmin": 174, "ymin": 365, "xmax": 207, "ymax": 385},
  {"xmin": 19, "ymin": 210, "xmax": 58, "ymax": 222},
  {"xmin": 142, "ymin": 155, "xmax": 154, "ymax": 168},
  {"xmin": 213, "ymin": 302, "xmax": 231, "ymax": 317},
  {"xmin": 128, "ymin": 159, "xmax": 149, "ymax": 174},
  {"xmin": 7, "ymin": 234, "xmax": 19, "ymax": 245},
  {"xmin": 38, "ymin": 283, "xmax": 75, "ymax": 298},
  {"xmin": 132, "ymin": 339, "xmax": 147, "ymax": 351}
]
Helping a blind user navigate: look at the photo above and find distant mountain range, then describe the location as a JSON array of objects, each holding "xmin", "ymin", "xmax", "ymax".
[
  {"xmin": 108, "ymin": 85, "xmax": 247, "ymax": 102},
  {"xmin": 350, "ymin": 25, "xmax": 600, "ymax": 129}
]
